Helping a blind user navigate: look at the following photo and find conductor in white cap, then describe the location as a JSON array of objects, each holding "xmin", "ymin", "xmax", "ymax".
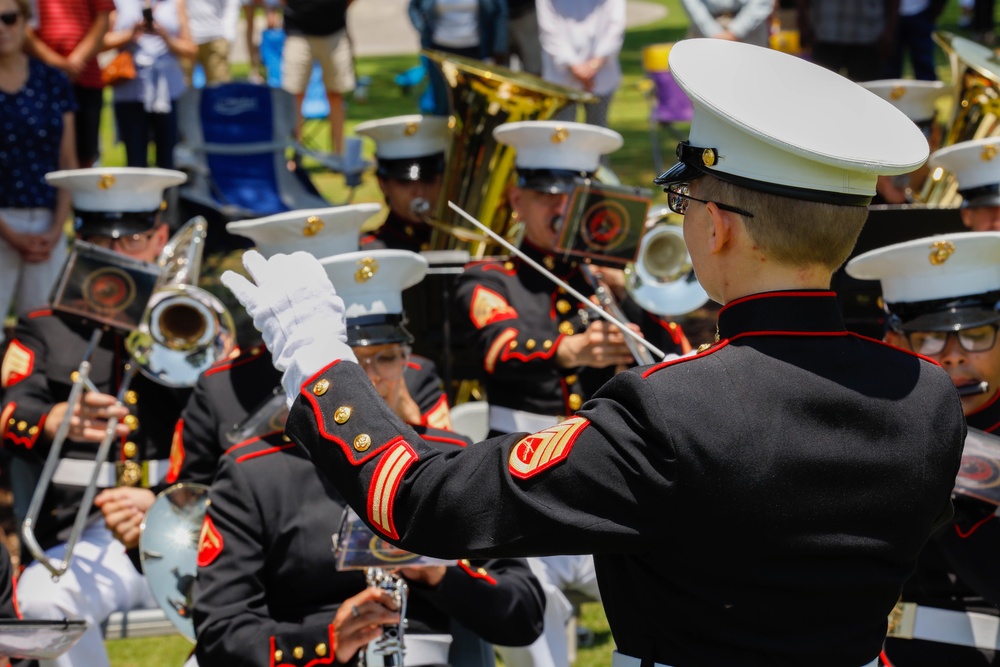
[
  {"xmin": 847, "ymin": 232, "xmax": 1000, "ymax": 666},
  {"xmin": 221, "ymin": 39, "xmax": 966, "ymax": 667},
  {"xmin": 929, "ymin": 137, "xmax": 1000, "ymax": 232}
]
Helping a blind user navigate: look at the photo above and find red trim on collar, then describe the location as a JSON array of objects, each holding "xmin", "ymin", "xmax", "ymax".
[
  {"xmin": 720, "ymin": 290, "xmax": 837, "ymax": 313},
  {"xmin": 642, "ymin": 340, "xmax": 731, "ymax": 378},
  {"xmin": 27, "ymin": 309, "xmax": 52, "ymax": 319},
  {"xmin": 955, "ymin": 513, "xmax": 996, "ymax": 539},
  {"xmin": 235, "ymin": 443, "xmax": 295, "ymax": 464},
  {"xmin": 728, "ymin": 330, "xmax": 851, "ymax": 342},
  {"xmin": 223, "ymin": 430, "xmax": 284, "ymax": 456},
  {"xmin": 205, "ymin": 348, "xmax": 265, "ymax": 377}
]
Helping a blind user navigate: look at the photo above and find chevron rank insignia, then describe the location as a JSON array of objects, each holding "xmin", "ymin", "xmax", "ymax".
[
  {"xmin": 197, "ymin": 515, "xmax": 224, "ymax": 567},
  {"xmin": 470, "ymin": 286, "xmax": 518, "ymax": 329},
  {"xmin": 509, "ymin": 417, "xmax": 590, "ymax": 479},
  {"xmin": 1, "ymin": 340, "xmax": 33, "ymax": 389}
]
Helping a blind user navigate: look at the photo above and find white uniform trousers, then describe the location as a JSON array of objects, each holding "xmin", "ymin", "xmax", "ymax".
[
  {"xmin": 17, "ymin": 521, "xmax": 157, "ymax": 667},
  {"xmin": 496, "ymin": 555, "xmax": 602, "ymax": 667}
]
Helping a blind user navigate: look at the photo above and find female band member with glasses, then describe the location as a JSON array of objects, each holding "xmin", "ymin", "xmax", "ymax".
[{"xmin": 0, "ymin": 0, "xmax": 77, "ymax": 335}]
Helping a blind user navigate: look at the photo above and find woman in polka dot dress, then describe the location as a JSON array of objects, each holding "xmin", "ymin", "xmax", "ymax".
[{"xmin": 0, "ymin": 0, "xmax": 78, "ymax": 337}]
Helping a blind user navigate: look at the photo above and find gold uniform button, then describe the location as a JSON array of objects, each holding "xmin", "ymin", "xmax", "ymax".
[
  {"xmin": 123, "ymin": 415, "xmax": 139, "ymax": 431},
  {"xmin": 282, "ymin": 434, "xmax": 291, "ymax": 442},
  {"xmin": 565, "ymin": 375, "xmax": 578, "ymax": 385},
  {"xmin": 477, "ymin": 567, "xmax": 488, "ymax": 576},
  {"xmin": 16, "ymin": 421, "xmax": 26, "ymax": 431},
  {"xmin": 28, "ymin": 426, "xmax": 38, "ymax": 435},
  {"xmin": 559, "ymin": 322, "xmax": 575, "ymax": 336},
  {"xmin": 504, "ymin": 261, "xmax": 515, "ymax": 270},
  {"xmin": 123, "ymin": 441, "xmax": 138, "ymax": 458},
  {"xmin": 354, "ymin": 434, "xmax": 372, "ymax": 452},
  {"xmin": 543, "ymin": 256, "xmax": 555, "ymax": 270},
  {"xmin": 313, "ymin": 378, "xmax": 330, "ymax": 396},
  {"xmin": 315, "ymin": 643, "xmax": 328, "ymax": 657},
  {"xmin": 460, "ymin": 558, "xmax": 471, "ymax": 566},
  {"xmin": 293, "ymin": 646, "xmax": 304, "ymax": 659},
  {"xmin": 697, "ymin": 343, "xmax": 712, "ymax": 353},
  {"xmin": 509, "ymin": 340, "xmax": 517, "ymax": 350},
  {"xmin": 7, "ymin": 418, "xmax": 15, "ymax": 426},
  {"xmin": 543, "ymin": 340, "xmax": 552, "ymax": 349},
  {"xmin": 334, "ymin": 406, "xmax": 352, "ymax": 424},
  {"xmin": 556, "ymin": 299, "xmax": 571, "ymax": 314},
  {"xmin": 525, "ymin": 339, "xmax": 536, "ymax": 350},
  {"xmin": 70, "ymin": 371, "xmax": 80, "ymax": 383},
  {"xmin": 274, "ymin": 649, "xmax": 283, "ymax": 662},
  {"xmin": 568, "ymin": 394, "xmax": 582, "ymax": 411},
  {"xmin": 124, "ymin": 390, "xmax": 138, "ymax": 405}
]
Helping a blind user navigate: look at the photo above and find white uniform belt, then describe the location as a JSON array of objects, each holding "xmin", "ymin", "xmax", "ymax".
[
  {"xmin": 489, "ymin": 405, "xmax": 562, "ymax": 434},
  {"xmin": 52, "ymin": 458, "xmax": 170, "ymax": 488},
  {"xmin": 888, "ymin": 602, "xmax": 1000, "ymax": 650},
  {"xmin": 611, "ymin": 650, "xmax": 878, "ymax": 667}
]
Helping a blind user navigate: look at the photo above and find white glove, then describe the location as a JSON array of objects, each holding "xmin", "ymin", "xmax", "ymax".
[{"xmin": 221, "ymin": 250, "xmax": 357, "ymax": 406}]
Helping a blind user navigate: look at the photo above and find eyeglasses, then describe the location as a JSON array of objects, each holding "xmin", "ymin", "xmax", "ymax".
[
  {"xmin": 0, "ymin": 11, "xmax": 20, "ymax": 26},
  {"xmin": 83, "ymin": 229, "xmax": 157, "ymax": 253},
  {"xmin": 907, "ymin": 325, "xmax": 1000, "ymax": 356},
  {"xmin": 665, "ymin": 183, "xmax": 755, "ymax": 218},
  {"xmin": 355, "ymin": 348, "xmax": 409, "ymax": 380}
]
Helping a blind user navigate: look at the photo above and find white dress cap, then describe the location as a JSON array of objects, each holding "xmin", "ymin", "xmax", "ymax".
[
  {"xmin": 662, "ymin": 39, "xmax": 929, "ymax": 203},
  {"xmin": 929, "ymin": 138, "xmax": 1000, "ymax": 193},
  {"xmin": 319, "ymin": 249, "xmax": 428, "ymax": 320},
  {"xmin": 226, "ymin": 204, "xmax": 382, "ymax": 258},
  {"xmin": 45, "ymin": 168, "xmax": 187, "ymax": 212},
  {"xmin": 354, "ymin": 115, "xmax": 450, "ymax": 160},
  {"xmin": 859, "ymin": 79, "xmax": 947, "ymax": 122},
  {"xmin": 493, "ymin": 121, "xmax": 623, "ymax": 173},
  {"xmin": 846, "ymin": 232, "xmax": 1000, "ymax": 304}
]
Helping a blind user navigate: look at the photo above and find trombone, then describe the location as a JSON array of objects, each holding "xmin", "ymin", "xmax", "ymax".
[{"xmin": 22, "ymin": 217, "xmax": 235, "ymax": 579}]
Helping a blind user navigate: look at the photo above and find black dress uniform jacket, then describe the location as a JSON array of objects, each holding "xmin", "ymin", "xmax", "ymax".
[
  {"xmin": 171, "ymin": 347, "xmax": 451, "ymax": 486},
  {"xmin": 193, "ymin": 432, "xmax": 545, "ymax": 667},
  {"xmin": 360, "ymin": 211, "xmax": 433, "ymax": 253},
  {"xmin": 0, "ymin": 309, "xmax": 189, "ymax": 552},
  {"xmin": 455, "ymin": 242, "xmax": 690, "ymax": 419},
  {"xmin": 283, "ymin": 291, "xmax": 966, "ymax": 667},
  {"xmin": 884, "ymin": 396, "xmax": 1000, "ymax": 666}
]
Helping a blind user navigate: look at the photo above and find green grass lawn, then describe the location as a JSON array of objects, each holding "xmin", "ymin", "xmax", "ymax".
[{"xmin": 101, "ymin": 2, "xmax": 996, "ymax": 664}]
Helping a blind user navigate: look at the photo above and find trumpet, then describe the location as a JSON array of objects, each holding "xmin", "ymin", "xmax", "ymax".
[{"xmin": 22, "ymin": 217, "xmax": 235, "ymax": 579}]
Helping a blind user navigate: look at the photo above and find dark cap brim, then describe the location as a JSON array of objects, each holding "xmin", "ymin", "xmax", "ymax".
[
  {"xmin": 517, "ymin": 169, "xmax": 591, "ymax": 195},
  {"xmin": 376, "ymin": 154, "xmax": 446, "ymax": 182},
  {"xmin": 653, "ymin": 160, "xmax": 706, "ymax": 189},
  {"xmin": 74, "ymin": 209, "xmax": 160, "ymax": 238},
  {"xmin": 889, "ymin": 292, "xmax": 1000, "ymax": 332},
  {"xmin": 346, "ymin": 314, "xmax": 414, "ymax": 347}
]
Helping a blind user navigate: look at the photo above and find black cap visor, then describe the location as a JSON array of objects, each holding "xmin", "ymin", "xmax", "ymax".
[
  {"xmin": 376, "ymin": 154, "xmax": 446, "ymax": 182},
  {"xmin": 346, "ymin": 314, "xmax": 414, "ymax": 347},
  {"xmin": 74, "ymin": 209, "xmax": 160, "ymax": 239},
  {"xmin": 889, "ymin": 292, "xmax": 1000, "ymax": 332},
  {"xmin": 517, "ymin": 169, "xmax": 591, "ymax": 195},
  {"xmin": 960, "ymin": 184, "xmax": 1000, "ymax": 209}
]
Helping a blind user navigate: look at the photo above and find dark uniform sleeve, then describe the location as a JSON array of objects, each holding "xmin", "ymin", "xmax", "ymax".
[
  {"xmin": 171, "ymin": 374, "xmax": 223, "ymax": 486},
  {"xmin": 455, "ymin": 266, "xmax": 573, "ymax": 382},
  {"xmin": 1, "ymin": 319, "xmax": 56, "ymax": 458},
  {"xmin": 285, "ymin": 360, "xmax": 675, "ymax": 559},
  {"xmin": 404, "ymin": 356, "xmax": 452, "ymax": 430},
  {"xmin": 412, "ymin": 558, "xmax": 544, "ymax": 647},
  {"xmin": 193, "ymin": 455, "xmax": 338, "ymax": 667},
  {"xmin": 0, "ymin": 545, "xmax": 19, "ymax": 619},
  {"xmin": 935, "ymin": 499, "xmax": 1000, "ymax": 608}
]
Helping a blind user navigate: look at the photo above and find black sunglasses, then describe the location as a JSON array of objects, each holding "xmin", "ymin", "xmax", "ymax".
[
  {"xmin": 0, "ymin": 11, "xmax": 20, "ymax": 25},
  {"xmin": 665, "ymin": 183, "xmax": 755, "ymax": 218}
]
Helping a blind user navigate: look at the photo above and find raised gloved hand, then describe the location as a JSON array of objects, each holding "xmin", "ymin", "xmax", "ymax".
[{"xmin": 221, "ymin": 250, "xmax": 357, "ymax": 405}]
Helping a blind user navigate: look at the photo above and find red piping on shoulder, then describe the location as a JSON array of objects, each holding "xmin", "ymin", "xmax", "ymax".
[
  {"xmin": 643, "ymin": 340, "xmax": 731, "ymax": 378},
  {"xmin": 954, "ymin": 513, "xmax": 996, "ymax": 539},
  {"xmin": 235, "ymin": 443, "xmax": 295, "ymax": 464}
]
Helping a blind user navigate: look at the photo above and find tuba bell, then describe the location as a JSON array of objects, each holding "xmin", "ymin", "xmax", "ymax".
[
  {"xmin": 422, "ymin": 50, "xmax": 596, "ymax": 257},
  {"xmin": 126, "ymin": 217, "xmax": 236, "ymax": 387},
  {"xmin": 918, "ymin": 32, "xmax": 1000, "ymax": 206},
  {"xmin": 624, "ymin": 209, "xmax": 710, "ymax": 317}
]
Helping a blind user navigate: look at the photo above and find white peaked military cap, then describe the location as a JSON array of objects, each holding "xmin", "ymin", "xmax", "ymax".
[
  {"xmin": 860, "ymin": 79, "xmax": 947, "ymax": 123},
  {"xmin": 494, "ymin": 121, "xmax": 624, "ymax": 193},
  {"xmin": 225, "ymin": 204, "xmax": 382, "ymax": 258},
  {"xmin": 319, "ymin": 249, "xmax": 429, "ymax": 346},
  {"xmin": 45, "ymin": 167, "xmax": 187, "ymax": 237},
  {"xmin": 929, "ymin": 138, "xmax": 1000, "ymax": 208},
  {"xmin": 846, "ymin": 232, "xmax": 1000, "ymax": 331},
  {"xmin": 354, "ymin": 115, "xmax": 450, "ymax": 181},
  {"xmin": 653, "ymin": 39, "xmax": 929, "ymax": 205}
]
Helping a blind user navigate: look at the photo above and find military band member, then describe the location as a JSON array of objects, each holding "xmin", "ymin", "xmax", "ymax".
[
  {"xmin": 355, "ymin": 115, "xmax": 450, "ymax": 252},
  {"xmin": 223, "ymin": 39, "xmax": 966, "ymax": 667},
  {"xmin": 860, "ymin": 79, "xmax": 946, "ymax": 205},
  {"xmin": 847, "ymin": 232, "xmax": 1000, "ymax": 666},
  {"xmin": 194, "ymin": 249, "xmax": 545, "ymax": 667},
  {"xmin": 929, "ymin": 137, "xmax": 1000, "ymax": 232},
  {"xmin": 1, "ymin": 167, "xmax": 189, "ymax": 667}
]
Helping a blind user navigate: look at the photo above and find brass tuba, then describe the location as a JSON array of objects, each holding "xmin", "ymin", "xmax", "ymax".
[
  {"xmin": 918, "ymin": 32, "xmax": 1000, "ymax": 206},
  {"xmin": 126, "ymin": 217, "xmax": 236, "ymax": 387},
  {"xmin": 422, "ymin": 50, "xmax": 595, "ymax": 257}
]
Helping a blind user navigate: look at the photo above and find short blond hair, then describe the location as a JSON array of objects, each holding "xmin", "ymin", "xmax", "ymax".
[
  {"xmin": 13, "ymin": 0, "xmax": 30, "ymax": 19},
  {"xmin": 698, "ymin": 175, "xmax": 868, "ymax": 272}
]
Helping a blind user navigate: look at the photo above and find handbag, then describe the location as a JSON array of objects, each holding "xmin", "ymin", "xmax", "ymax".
[{"xmin": 101, "ymin": 51, "xmax": 136, "ymax": 86}]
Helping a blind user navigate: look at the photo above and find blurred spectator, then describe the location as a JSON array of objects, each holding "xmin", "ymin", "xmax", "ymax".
[
  {"xmin": 969, "ymin": 0, "xmax": 996, "ymax": 44},
  {"xmin": 680, "ymin": 0, "xmax": 774, "ymax": 47},
  {"xmin": 508, "ymin": 0, "xmax": 541, "ymax": 75},
  {"xmin": 282, "ymin": 0, "xmax": 355, "ymax": 154},
  {"xmin": 0, "ymin": 0, "xmax": 78, "ymax": 330},
  {"xmin": 243, "ymin": 0, "xmax": 281, "ymax": 83},
  {"xmin": 538, "ymin": 0, "xmax": 624, "ymax": 128},
  {"xmin": 409, "ymin": 0, "xmax": 509, "ymax": 115},
  {"xmin": 796, "ymin": 0, "xmax": 898, "ymax": 82},
  {"xmin": 184, "ymin": 0, "xmax": 240, "ymax": 85},
  {"xmin": 105, "ymin": 0, "xmax": 196, "ymax": 169},
  {"xmin": 883, "ymin": 0, "xmax": 946, "ymax": 80},
  {"xmin": 24, "ymin": 0, "xmax": 112, "ymax": 167}
]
